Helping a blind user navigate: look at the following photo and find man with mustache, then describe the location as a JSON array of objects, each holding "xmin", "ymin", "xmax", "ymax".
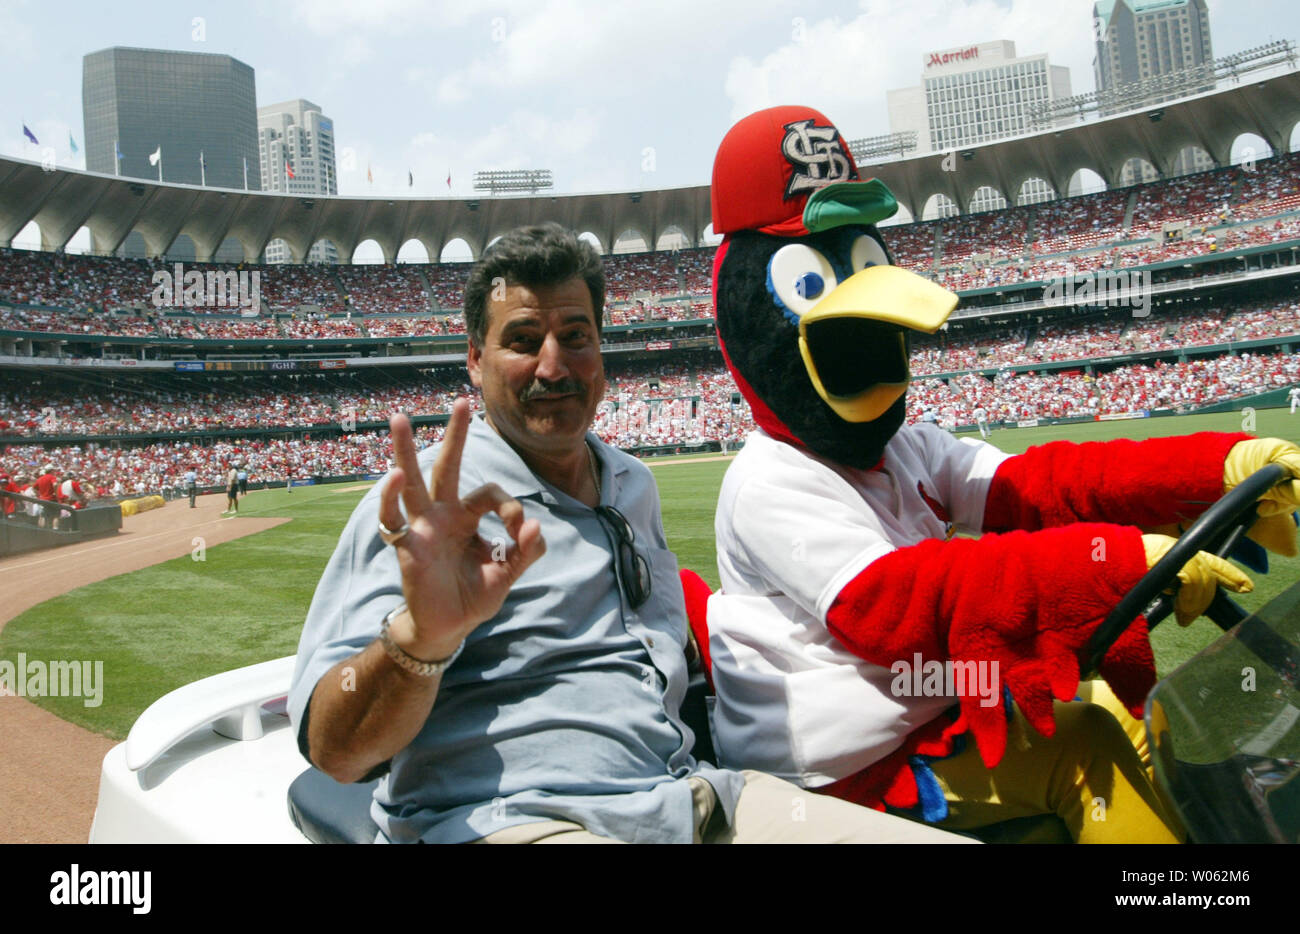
[{"xmin": 287, "ymin": 223, "xmax": 967, "ymax": 843}]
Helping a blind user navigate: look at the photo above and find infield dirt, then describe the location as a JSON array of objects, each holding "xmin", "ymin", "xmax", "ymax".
[{"xmin": 0, "ymin": 494, "xmax": 288, "ymax": 843}]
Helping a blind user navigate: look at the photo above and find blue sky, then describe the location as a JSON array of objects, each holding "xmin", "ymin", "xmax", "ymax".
[{"xmin": 2, "ymin": 0, "xmax": 1296, "ymax": 255}]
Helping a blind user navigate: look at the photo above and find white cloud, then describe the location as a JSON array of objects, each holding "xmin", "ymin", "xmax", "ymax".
[
  {"xmin": 0, "ymin": 0, "xmax": 35, "ymax": 63},
  {"xmin": 339, "ymin": 35, "xmax": 374, "ymax": 67},
  {"xmin": 432, "ymin": 0, "xmax": 782, "ymax": 103},
  {"xmin": 289, "ymin": 0, "xmax": 474, "ymax": 36}
]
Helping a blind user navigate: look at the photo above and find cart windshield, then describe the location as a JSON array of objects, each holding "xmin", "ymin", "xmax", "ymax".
[{"xmin": 1146, "ymin": 581, "xmax": 1300, "ymax": 843}]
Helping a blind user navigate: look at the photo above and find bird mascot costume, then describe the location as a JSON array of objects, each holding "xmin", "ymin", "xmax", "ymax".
[{"xmin": 695, "ymin": 105, "xmax": 1300, "ymax": 842}]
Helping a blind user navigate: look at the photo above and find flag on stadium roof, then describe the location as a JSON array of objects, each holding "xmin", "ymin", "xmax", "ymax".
[
  {"xmin": 408, "ymin": 170, "xmax": 413, "ymax": 187},
  {"xmin": 286, "ymin": 160, "xmax": 295, "ymax": 180},
  {"xmin": 69, "ymin": 132, "xmax": 78, "ymax": 155},
  {"xmin": 446, "ymin": 169, "xmax": 451, "ymax": 190},
  {"xmin": 148, "ymin": 147, "xmax": 161, "ymax": 166},
  {"xmin": 367, "ymin": 164, "xmax": 373, "ymax": 184},
  {"xmin": 22, "ymin": 124, "xmax": 38, "ymax": 145}
]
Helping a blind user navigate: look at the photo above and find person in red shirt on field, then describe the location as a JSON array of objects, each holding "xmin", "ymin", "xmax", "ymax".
[
  {"xmin": 1, "ymin": 471, "xmax": 19, "ymax": 517},
  {"xmin": 35, "ymin": 465, "xmax": 59, "ymax": 500},
  {"xmin": 34, "ymin": 464, "xmax": 60, "ymax": 527},
  {"xmin": 58, "ymin": 474, "xmax": 88, "ymax": 509}
]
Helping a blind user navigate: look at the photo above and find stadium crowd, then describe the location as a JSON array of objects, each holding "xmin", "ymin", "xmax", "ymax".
[
  {"xmin": 6, "ymin": 338, "xmax": 1298, "ymax": 501},
  {"xmin": 907, "ymin": 349, "xmax": 1300, "ymax": 427},
  {"xmin": 337, "ymin": 264, "xmax": 431, "ymax": 317},
  {"xmin": 4, "ymin": 151, "xmax": 1300, "ymax": 506},
  {"xmin": 5, "ymin": 297, "xmax": 1297, "ymax": 441},
  {"xmin": 910, "ymin": 297, "xmax": 1300, "ymax": 374}
]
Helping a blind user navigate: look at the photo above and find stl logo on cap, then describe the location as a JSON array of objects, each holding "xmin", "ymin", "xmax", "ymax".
[
  {"xmin": 711, "ymin": 105, "xmax": 874, "ymax": 239},
  {"xmin": 781, "ymin": 118, "xmax": 857, "ymax": 197}
]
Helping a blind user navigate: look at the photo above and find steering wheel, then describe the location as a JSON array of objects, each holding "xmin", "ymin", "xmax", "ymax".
[{"xmin": 1081, "ymin": 464, "xmax": 1292, "ymax": 677}]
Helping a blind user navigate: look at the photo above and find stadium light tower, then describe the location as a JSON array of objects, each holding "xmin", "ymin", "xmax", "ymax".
[
  {"xmin": 472, "ymin": 169, "xmax": 554, "ymax": 195},
  {"xmin": 848, "ymin": 131, "xmax": 918, "ymax": 165}
]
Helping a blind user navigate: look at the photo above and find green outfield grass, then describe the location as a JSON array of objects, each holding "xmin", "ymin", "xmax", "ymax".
[{"xmin": 2, "ymin": 408, "xmax": 1297, "ymax": 738}]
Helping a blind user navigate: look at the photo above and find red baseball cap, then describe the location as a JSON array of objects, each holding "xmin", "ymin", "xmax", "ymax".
[{"xmin": 711, "ymin": 105, "xmax": 898, "ymax": 238}]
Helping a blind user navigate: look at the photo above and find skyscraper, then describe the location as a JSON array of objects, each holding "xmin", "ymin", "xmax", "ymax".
[
  {"xmin": 1094, "ymin": 0, "xmax": 1213, "ymax": 92},
  {"xmin": 83, "ymin": 47, "xmax": 261, "ymax": 190},
  {"xmin": 82, "ymin": 47, "xmax": 261, "ymax": 259},
  {"xmin": 258, "ymin": 99, "xmax": 339, "ymax": 264}
]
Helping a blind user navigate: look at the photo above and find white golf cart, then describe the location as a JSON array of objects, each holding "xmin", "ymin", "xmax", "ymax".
[{"xmin": 88, "ymin": 466, "xmax": 1300, "ymax": 844}]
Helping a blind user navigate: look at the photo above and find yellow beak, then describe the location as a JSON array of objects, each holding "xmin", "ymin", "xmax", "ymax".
[{"xmin": 797, "ymin": 265, "xmax": 958, "ymax": 423}]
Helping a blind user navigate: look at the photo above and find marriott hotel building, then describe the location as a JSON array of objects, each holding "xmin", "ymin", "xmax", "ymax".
[{"xmin": 888, "ymin": 40, "xmax": 1072, "ymax": 212}]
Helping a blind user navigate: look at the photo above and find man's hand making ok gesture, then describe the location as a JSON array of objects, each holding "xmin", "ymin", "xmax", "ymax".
[{"xmin": 378, "ymin": 398, "xmax": 547, "ymax": 662}]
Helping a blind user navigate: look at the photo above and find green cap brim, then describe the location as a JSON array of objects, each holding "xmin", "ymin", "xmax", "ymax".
[{"xmin": 802, "ymin": 178, "xmax": 899, "ymax": 233}]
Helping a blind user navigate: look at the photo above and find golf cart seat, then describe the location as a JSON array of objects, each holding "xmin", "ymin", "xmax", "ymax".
[
  {"xmin": 1145, "ymin": 580, "xmax": 1300, "ymax": 843},
  {"xmin": 288, "ymin": 768, "xmax": 381, "ymax": 844}
]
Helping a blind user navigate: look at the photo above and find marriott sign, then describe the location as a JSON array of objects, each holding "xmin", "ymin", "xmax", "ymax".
[{"xmin": 927, "ymin": 45, "xmax": 980, "ymax": 69}]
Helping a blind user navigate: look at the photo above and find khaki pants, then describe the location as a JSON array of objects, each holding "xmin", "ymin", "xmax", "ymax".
[{"xmin": 475, "ymin": 770, "xmax": 977, "ymax": 844}]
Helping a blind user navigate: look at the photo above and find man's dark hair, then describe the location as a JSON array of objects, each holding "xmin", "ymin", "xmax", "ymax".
[{"xmin": 462, "ymin": 223, "xmax": 605, "ymax": 347}]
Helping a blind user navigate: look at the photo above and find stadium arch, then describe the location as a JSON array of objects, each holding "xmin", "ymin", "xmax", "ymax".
[
  {"xmin": 968, "ymin": 186, "xmax": 1009, "ymax": 214},
  {"xmin": 921, "ymin": 193, "xmax": 959, "ymax": 221},
  {"xmin": 310, "ymin": 238, "xmax": 341, "ymax": 264},
  {"xmin": 612, "ymin": 228, "xmax": 649, "ymax": 254},
  {"xmin": 395, "ymin": 239, "xmax": 430, "ymax": 263},
  {"xmin": 655, "ymin": 225, "xmax": 690, "ymax": 251},
  {"xmin": 67, "ymin": 225, "xmax": 93, "ymax": 255},
  {"xmin": 578, "ymin": 231, "xmax": 606, "ymax": 253},
  {"xmin": 1230, "ymin": 132, "xmax": 1275, "ymax": 166},
  {"xmin": 440, "ymin": 238, "xmax": 474, "ymax": 262},
  {"xmin": 1179, "ymin": 143, "xmax": 1217, "ymax": 172},
  {"xmin": 12, "ymin": 219, "xmax": 41, "ymax": 251},
  {"xmin": 1017, "ymin": 178, "xmax": 1057, "ymax": 206},
  {"xmin": 1119, "ymin": 156, "xmax": 1161, "ymax": 183},
  {"xmin": 166, "ymin": 233, "xmax": 199, "ymax": 262},
  {"xmin": 1067, "ymin": 168, "xmax": 1108, "ymax": 197},
  {"xmin": 351, "ymin": 238, "xmax": 385, "ymax": 264}
]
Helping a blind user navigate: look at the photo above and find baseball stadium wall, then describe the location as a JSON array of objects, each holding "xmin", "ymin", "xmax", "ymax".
[{"xmin": 0, "ymin": 500, "xmax": 121, "ymax": 557}]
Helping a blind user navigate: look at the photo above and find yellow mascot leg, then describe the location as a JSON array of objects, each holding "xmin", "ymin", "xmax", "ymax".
[
  {"xmin": 925, "ymin": 697, "xmax": 1184, "ymax": 843},
  {"xmin": 1075, "ymin": 679, "xmax": 1151, "ymax": 776}
]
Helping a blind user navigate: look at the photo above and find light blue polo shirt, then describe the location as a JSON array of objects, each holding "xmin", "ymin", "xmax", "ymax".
[{"xmin": 288, "ymin": 414, "xmax": 743, "ymax": 843}]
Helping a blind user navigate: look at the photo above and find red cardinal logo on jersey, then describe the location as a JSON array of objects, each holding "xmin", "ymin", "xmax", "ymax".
[{"xmin": 917, "ymin": 481, "xmax": 955, "ymax": 539}]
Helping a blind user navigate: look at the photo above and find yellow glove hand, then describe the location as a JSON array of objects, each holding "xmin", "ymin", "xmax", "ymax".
[
  {"xmin": 1246, "ymin": 511, "xmax": 1300, "ymax": 557},
  {"xmin": 1141, "ymin": 534, "xmax": 1253, "ymax": 627},
  {"xmin": 1224, "ymin": 438, "xmax": 1300, "ymax": 517}
]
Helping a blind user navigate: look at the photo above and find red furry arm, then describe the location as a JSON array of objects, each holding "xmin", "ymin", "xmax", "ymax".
[
  {"xmin": 983, "ymin": 432, "xmax": 1250, "ymax": 532},
  {"xmin": 825, "ymin": 523, "xmax": 1154, "ymax": 768}
]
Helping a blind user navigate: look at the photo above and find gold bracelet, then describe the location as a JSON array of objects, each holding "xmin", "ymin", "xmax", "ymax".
[{"xmin": 378, "ymin": 604, "xmax": 463, "ymax": 677}]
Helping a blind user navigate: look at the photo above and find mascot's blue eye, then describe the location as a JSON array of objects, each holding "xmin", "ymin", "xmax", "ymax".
[{"xmin": 793, "ymin": 271, "xmax": 825, "ymax": 300}]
